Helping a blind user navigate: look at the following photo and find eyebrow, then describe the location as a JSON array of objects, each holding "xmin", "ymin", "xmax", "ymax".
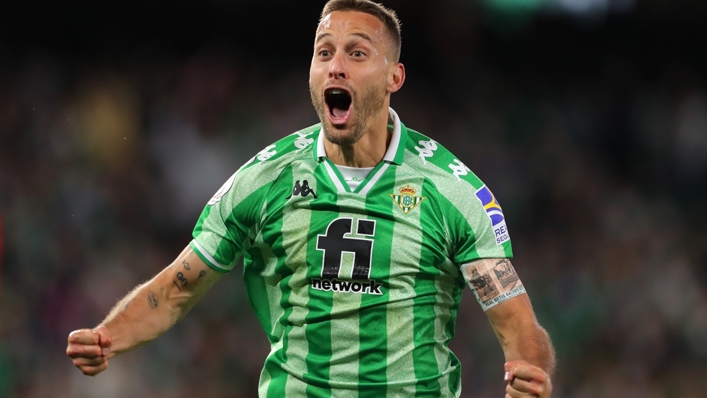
[{"xmin": 315, "ymin": 32, "xmax": 374, "ymax": 45}]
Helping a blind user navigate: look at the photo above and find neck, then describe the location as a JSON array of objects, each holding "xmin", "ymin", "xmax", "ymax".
[{"xmin": 324, "ymin": 107, "xmax": 391, "ymax": 168}]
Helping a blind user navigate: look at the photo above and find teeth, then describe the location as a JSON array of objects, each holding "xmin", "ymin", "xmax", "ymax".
[{"xmin": 329, "ymin": 89, "xmax": 344, "ymax": 95}]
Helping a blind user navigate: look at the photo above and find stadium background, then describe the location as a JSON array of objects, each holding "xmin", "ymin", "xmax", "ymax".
[{"xmin": 1, "ymin": 0, "xmax": 706, "ymax": 396}]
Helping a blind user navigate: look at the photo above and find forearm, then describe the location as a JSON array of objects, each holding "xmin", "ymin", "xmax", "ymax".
[
  {"xmin": 501, "ymin": 320, "xmax": 556, "ymax": 376},
  {"xmin": 97, "ymin": 248, "xmax": 219, "ymax": 357},
  {"xmin": 478, "ymin": 262, "xmax": 555, "ymax": 395},
  {"xmin": 98, "ymin": 269, "xmax": 187, "ymax": 356}
]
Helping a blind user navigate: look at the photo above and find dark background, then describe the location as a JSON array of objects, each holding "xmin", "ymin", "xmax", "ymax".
[{"xmin": 1, "ymin": 0, "xmax": 706, "ymax": 397}]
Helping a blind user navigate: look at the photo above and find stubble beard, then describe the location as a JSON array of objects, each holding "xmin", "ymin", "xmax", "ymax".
[{"xmin": 310, "ymin": 82, "xmax": 387, "ymax": 146}]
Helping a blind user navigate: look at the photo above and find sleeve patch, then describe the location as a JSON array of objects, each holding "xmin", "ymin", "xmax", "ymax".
[
  {"xmin": 208, "ymin": 173, "xmax": 237, "ymax": 206},
  {"xmin": 475, "ymin": 185, "xmax": 510, "ymax": 245}
]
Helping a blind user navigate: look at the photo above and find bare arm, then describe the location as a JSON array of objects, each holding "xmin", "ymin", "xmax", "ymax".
[
  {"xmin": 488, "ymin": 294, "xmax": 555, "ymax": 398},
  {"xmin": 100, "ymin": 245, "xmax": 223, "ymax": 355},
  {"xmin": 67, "ymin": 245, "xmax": 224, "ymax": 374},
  {"xmin": 487, "ymin": 293, "xmax": 555, "ymax": 372},
  {"xmin": 462, "ymin": 258, "xmax": 555, "ymax": 397}
]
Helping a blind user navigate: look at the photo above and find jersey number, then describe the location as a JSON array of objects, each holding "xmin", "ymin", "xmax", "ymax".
[{"xmin": 316, "ymin": 217, "xmax": 376, "ymax": 280}]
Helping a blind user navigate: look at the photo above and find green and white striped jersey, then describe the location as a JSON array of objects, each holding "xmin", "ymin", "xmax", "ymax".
[{"xmin": 191, "ymin": 109, "xmax": 516, "ymax": 397}]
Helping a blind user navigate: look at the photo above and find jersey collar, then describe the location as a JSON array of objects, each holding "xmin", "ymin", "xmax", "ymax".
[{"xmin": 314, "ymin": 107, "xmax": 407, "ymax": 166}]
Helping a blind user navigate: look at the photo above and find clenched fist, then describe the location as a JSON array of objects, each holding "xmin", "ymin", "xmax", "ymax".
[
  {"xmin": 66, "ymin": 326, "xmax": 112, "ymax": 376},
  {"xmin": 504, "ymin": 360, "xmax": 552, "ymax": 398}
]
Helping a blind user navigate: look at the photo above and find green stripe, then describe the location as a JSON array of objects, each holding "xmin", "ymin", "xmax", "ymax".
[
  {"xmin": 245, "ymin": 247, "xmax": 273, "ymax": 340},
  {"xmin": 410, "ymin": 177, "xmax": 466, "ymax": 397},
  {"xmin": 385, "ymin": 166, "xmax": 424, "ymax": 396},
  {"xmin": 192, "ymin": 205, "xmax": 211, "ymax": 238},
  {"xmin": 262, "ymin": 168, "xmax": 294, "ymax": 398},
  {"xmin": 420, "ymin": 177, "xmax": 454, "ymax": 396},
  {"xmin": 446, "ymin": 287, "xmax": 463, "ymax": 397},
  {"xmin": 357, "ymin": 167, "xmax": 395, "ymax": 394},
  {"xmin": 256, "ymin": 166, "xmax": 293, "ymax": 342},
  {"xmin": 303, "ymin": 163, "xmax": 339, "ymax": 398},
  {"xmin": 412, "ymin": 226, "xmax": 443, "ymax": 396},
  {"xmin": 327, "ymin": 195, "xmax": 366, "ymax": 392},
  {"xmin": 329, "ymin": 283, "xmax": 361, "ymax": 389},
  {"xmin": 282, "ymin": 167, "xmax": 316, "ymax": 396},
  {"xmin": 431, "ymin": 273, "xmax": 457, "ymax": 397}
]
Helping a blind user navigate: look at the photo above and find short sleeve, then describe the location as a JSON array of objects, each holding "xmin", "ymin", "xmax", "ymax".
[
  {"xmin": 191, "ymin": 159, "xmax": 271, "ymax": 273},
  {"xmin": 448, "ymin": 183, "xmax": 513, "ymax": 264}
]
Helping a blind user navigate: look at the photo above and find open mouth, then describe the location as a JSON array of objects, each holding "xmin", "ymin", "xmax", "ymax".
[{"xmin": 324, "ymin": 87, "xmax": 352, "ymax": 125}]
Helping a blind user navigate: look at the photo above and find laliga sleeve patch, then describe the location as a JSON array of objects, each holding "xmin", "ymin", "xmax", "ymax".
[
  {"xmin": 475, "ymin": 185, "xmax": 510, "ymax": 245},
  {"xmin": 208, "ymin": 173, "xmax": 236, "ymax": 206}
]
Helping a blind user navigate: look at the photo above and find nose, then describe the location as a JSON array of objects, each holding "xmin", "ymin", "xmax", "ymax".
[{"xmin": 328, "ymin": 52, "xmax": 347, "ymax": 80}]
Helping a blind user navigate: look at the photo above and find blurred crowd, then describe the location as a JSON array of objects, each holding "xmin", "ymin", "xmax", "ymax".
[{"xmin": 1, "ymin": 2, "xmax": 707, "ymax": 397}]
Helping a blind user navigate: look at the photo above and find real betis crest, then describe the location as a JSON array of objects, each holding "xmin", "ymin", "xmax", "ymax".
[{"xmin": 389, "ymin": 185, "xmax": 426, "ymax": 215}]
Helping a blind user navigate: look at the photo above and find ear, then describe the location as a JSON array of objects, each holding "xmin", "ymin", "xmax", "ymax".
[{"xmin": 387, "ymin": 63, "xmax": 405, "ymax": 94}]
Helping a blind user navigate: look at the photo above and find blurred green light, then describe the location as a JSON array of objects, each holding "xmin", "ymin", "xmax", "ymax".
[
  {"xmin": 482, "ymin": 0, "xmax": 547, "ymax": 13},
  {"xmin": 480, "ymin": 0, "xmax": 548, "ymax": 32}
]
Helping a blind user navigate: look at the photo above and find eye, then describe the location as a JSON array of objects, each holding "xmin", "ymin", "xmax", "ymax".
[
  {"xmin": 352, "ymin": 51, "xmax": 365, "ymax": 58},
  {"xmin": 319, "ymin": 50, "xmax": 331, "ymax": 57}
]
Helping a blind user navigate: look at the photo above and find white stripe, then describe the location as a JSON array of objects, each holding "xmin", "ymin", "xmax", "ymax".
[
  {"xmin": 316, "ymin": 128, "xmax": 327, "ymax": 158},
  {"xmin": 383, "ymin": 107, "xmax": 402, "ymax": 163},
  {"xmin": 486, "ymin": 209, "xmax": 504, "ymax": 218},
  {"xmin": 323, "ymin": 161, "xmax": 347, "ymax": 193},
  {"xmin": 358, "ymin": 163, "xmax": 390, "ymax": 196},
  {"xmin": 190, "ymin": 239, "xmax": 230, "ymax": 271}
]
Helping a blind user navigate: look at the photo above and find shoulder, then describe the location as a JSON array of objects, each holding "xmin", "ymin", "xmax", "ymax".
[
  {"xmin": 207, "ymin": 124, "xmax": 320, "ymax": 206},
  {"xmin": 402, "ymin": 127, "xmax": 513, "ymax": 255},
  {"xmin": 402, "ymin": 127, "xmax": 485, "ymax": 191},
  {"xmin": 237, "ymin": 124, "xmax": 321, "ymax": 178}
]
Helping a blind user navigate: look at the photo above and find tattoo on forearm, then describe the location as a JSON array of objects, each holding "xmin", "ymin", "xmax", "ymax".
[
  {"xmin": 182, "ymin": 260, "xmax": 190, "ymax": 270},
  {"xmin": 173, "ymin": 281, "xmax": 182, "ymax": 291},
  {"xmin": 199, "ymin": 270, "xmax": 206, "ymax": 278},
  {"xmin": 176, "ymin": 272, "xmax": 188, "ymax": 287},
  {"xmin": 147, "ymin": 292, "xmax": 158, "ymax": 309},
  {"xmin": 123, "ymin": 297, "xmax": 135, "ymax": 310}
]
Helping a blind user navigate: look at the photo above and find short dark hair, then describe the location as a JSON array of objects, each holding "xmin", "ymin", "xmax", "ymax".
[{"xmin": 320, "ymin": 0, "xmax": 402, "ymax": 62}]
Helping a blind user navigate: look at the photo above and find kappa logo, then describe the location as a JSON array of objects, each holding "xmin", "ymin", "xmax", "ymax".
[
  {"xmin": 256, "ymin": 145, "xmax": 277, "ymax": 161},
  {"xmin": 415, "ymin": 139, "xmax": 438, "ymax": 165},
  {"xmin": 389, "ymin": 185, "xmax": 426, "ymax": 215},
  {"xmin": 288, "ymin": 180, "xmax": 317, "ymax": 199},
  {"xmin": 449, "ymin": 159, "xmax": 471, "ymax": 180},
  {"xmin": 475, "ymin": 185, "xmax": 510, "ymax": 245},
  {"xmin": 294, "ymin": 131, "xmax": 315, "ymax": 149}
]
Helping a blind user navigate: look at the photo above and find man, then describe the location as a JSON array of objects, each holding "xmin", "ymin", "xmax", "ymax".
[{"xmin": 67, "ymin": 1, "xmax": 555, "ymax": 397}]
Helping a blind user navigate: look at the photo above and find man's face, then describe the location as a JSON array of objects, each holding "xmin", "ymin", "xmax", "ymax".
[{"xmin": 310, "ymin": 11, "xmax": 392, "ymax": 146}]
